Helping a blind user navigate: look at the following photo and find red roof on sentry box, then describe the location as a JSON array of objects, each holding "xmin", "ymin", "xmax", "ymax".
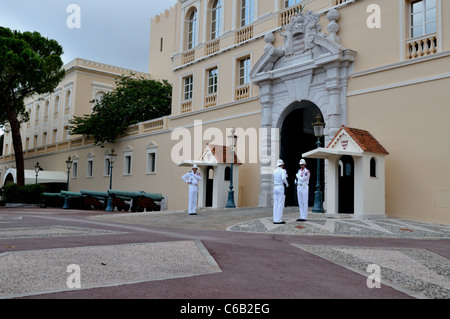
[{"xmin": 327, "ymin": 126, "xmax": 389, "ymax": 155}]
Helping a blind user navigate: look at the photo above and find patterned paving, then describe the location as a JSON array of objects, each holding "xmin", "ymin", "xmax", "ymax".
[
  {"xmin": 0, "ymin": 241, "xmax": 221, "ymax": 299},
  {"xmin": 228, "ymin": 213, "xmax": 450, "ymax": 239},
  {"xmin": 293, "ymin": 244, "xmax": 450, "ymax": 299},
  {"xmin": 0, "ymin": 226, "xmax": 126, "ymax": 239}
]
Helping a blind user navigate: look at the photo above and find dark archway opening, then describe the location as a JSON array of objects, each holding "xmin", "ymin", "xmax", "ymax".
[
  {"xmin": 338, "ymin": 155, "xmax": 354, "ymax": 214},
  {"xmin": 280, "ymin": 101, "xmax": 324, "ymax": 207},
  {"xmin": 205, "ymin": 166, "xmax": 214, "ymax": 207}
]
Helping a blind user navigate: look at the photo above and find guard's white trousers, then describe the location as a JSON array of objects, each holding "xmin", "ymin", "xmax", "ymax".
[
  {"xmin": 297, "ymin": 185, "xmax": 308, "ymax": 220},
  {"xmin": 188, "ymin": 184, "xmax": 198, "ymax": 214},
  {"xmin": 273, "ymin": 185, "xmax": 285, "ymax": 223}
]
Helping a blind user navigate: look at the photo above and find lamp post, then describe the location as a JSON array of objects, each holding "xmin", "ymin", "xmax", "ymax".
[
  {"xmin": 312, "ymin": 114, "xmax": 325, "ymax": 213},
  {"xmin": 34, "ymin": 162, "xmax": 41, "ymax": 184},
  {"xmin": 63, "ymin": 156, "xmax": 73, "ymax": 210},
  {"xmin": 105, "ymin": 148, "xmax": 117, "ymax": 212},
  {"xmin": 226, "ymin": 128, "xmax": 238, "ymax": 208}
]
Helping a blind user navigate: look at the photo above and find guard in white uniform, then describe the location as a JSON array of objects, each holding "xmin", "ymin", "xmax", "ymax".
[
  {"xmin": 181, "ymin": 164, "xmax": 202, "ymax": 215},
  {"xmin": 295, "ymin": 159, "xmax": 310, "ymax": 221},
  {"xmin": 273, "ymin": 159, "xmax": 289, "ymax": 224}
]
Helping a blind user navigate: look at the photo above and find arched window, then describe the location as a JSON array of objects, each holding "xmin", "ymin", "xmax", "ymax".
[
  {"xmin": 210, "ymin": 0, "xmax": 222, "ymax": 40},
  {"xmin": 224, "ymin": 166, "xmax": 231, "ymax": 181},
  {"xmin": 95, "ymin": 91, "xmax": 105, "ymax": 101},
  {"xmin": 54, "ymin": 96, "xmax": 60, "ymax": 116},
  {"xmin": 44, "ymin": 100, "xmax": 49, "ymax": 121},
  {"xmin": 370, "ymin": 157, "xmax": 377, "ymax": 177},
  {"xmin": 65, "ymin": 90, "xmax": 72, "ymax": 109},
  {"xmin": 187, "ymin": 8, "xmax": 198, "ymax": 50},
  {"xmin": 35, "ymin": 104, "xmax": 40, "ymax": 125}
]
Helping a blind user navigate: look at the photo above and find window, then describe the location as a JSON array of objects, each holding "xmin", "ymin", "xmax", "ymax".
[
  {"xmin": 184, "ymin": 75, "xmax": 194, "ymax": 101},
  {"xmin": 285, "ymin": 0, "xmax": 303, "ymax": 8},
  {"xmin": 187, "ymin": 9, "xmax": 198, "ymax": 49},
  {"xmin": 236, "ymin": 56, "xmax": 251, "ymax": 100},
  {"xmin": 370, "ymin": 157, "xmax": 377, "ymax": 178},
  {"xmin": 410, "ymin": 0, "xmax": 436, "ymax": 38},
  {"xmin": 239, "ymin": 57, "xmax": 251, "ymax": 85},
  {"xmin": 224, "ymin": 166, "xmax": 231, "ymax": 181},
  {"xmin": 104, "ymin": 157, "xmax": 111, "ymax": 176},
  {"xmin": 94, "ymin": 91, "xmax": 105, "ymax": 101},
  {"xmin": 123, "ymin": 150, "xmax": 133, "ymax": 175},
  {"xmin": 64, "ymin": 126, "xmax": 70, "ymax": 140},
  {"xmin": 241, "ymin": 0, "xmax": 254, "ymax": 27},
  {"xmin": 35, "ymin": 104, "xmax": 40, "ymax": 125},
  {"xmin": 207, "ymin": 67, "xmax": 218, "ymax": 95},
  {"xmin": 147, "ymin": 152, "xmax": 156, "ymax": 174},
  {"xmin": 124, "ymin": 156, "xmax": 132, "ymax": 175},
  {"xmin": 65, "ymin": 90, "xmax": 72, "ymax": 109},
  {"xmin": 72, "ymin": 161, "xmax": 78, "ymax": 178},
  {"xmin": 52, "ymin": 129, "xmax": 58, "ymax": 144},
  {"xmin": 44, "ymin": 101, "xmax": 49, "ymax": 121},
  {"xmin": 211, "ymin": 0, "xmax": 222, "ymax": 40},
  {"xmin": 87, "ymin": 158, "xmax": 94, "ymax": 177},
  {"xmin": 53, "ymin": 96, "xmax": 60, "ymax": 117}
]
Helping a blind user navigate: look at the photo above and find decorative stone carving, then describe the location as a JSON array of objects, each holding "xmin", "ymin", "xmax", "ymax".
[
  {"xmin": 264, "ymin": 32, "xmax": 275, "ymax": 51},
  {"xmin": 326, "ymin": 8, "xmax": 340, "ymax": 43},
  {"xmin": 280, "ymin": 10, "xmax": 323, "ymax": 56}
]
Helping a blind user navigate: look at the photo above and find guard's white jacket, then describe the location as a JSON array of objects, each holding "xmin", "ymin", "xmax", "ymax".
[
  {"xmin": 182, "ymin": 171, "xmax": 202, "ymax": 185},
  {"xmin": 273, "ymin": 166, "xmax": 288, "ymax": 223},
  {"xmin": 295, "ymin": 168, "xmax": 310, "ymax": 186},
  {"xmin": 273, "ymin": 167, "xmax": 288, "ymax": 187}
]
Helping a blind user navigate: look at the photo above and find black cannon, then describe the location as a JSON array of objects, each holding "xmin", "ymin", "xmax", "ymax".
[{"xmin": 107, "ymin": 190, "xmax": 163, "ymax": 212}]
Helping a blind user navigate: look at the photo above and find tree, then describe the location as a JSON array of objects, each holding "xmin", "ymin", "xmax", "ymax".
[
  {"xmin": 68, "ymin": 76, "xmax": 172, "ymax": 146},
  {"xmin": 0, "ymin": 27, "xmax": 65, "ymax": 186}
]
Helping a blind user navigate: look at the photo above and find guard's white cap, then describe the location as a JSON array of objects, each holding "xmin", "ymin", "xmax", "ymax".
[
  {"xmin": 299, "ymin": 159, "xmax": 307, "ymax": 165},
  {"xmin": 277, "ymin": 159, "xmax": 284, "ymax": 166},
  {"xmin": 192, "ymin": 164, "xmax": 199, "ymax": 169}
]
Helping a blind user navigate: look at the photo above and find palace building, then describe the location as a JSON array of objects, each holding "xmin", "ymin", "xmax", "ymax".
[{"xmin": 1, "ymin": 0, "xmax": 449, "ymax": 225}]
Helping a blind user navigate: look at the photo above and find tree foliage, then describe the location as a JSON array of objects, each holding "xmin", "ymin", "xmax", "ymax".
[
  {"xmin": 0, "ymin": 27, "xmax": 65, "ymax": 185},
  {"xmin": 68, "ymin": 76, "xmax": 172, "ymax": 146}
]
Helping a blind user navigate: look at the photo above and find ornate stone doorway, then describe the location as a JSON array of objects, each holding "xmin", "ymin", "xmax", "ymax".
[{"xmin": 250, "ymin": 8, "xmax": 356, "ymax": 208}]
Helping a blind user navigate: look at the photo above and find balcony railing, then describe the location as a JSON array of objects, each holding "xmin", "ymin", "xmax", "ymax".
[
  {"xmin": 181, "ymin": 100, "xmax": 192, "ymax": 114},
  {"xmin": 279, "ymin": 4, "xmax": 303, "ymax": 26},
  {"xmin": 0, "ymin": 117, "xmax": 169, "ymax": 162},
  {"xmin": 204, "ymin": 93, "xmax": 217, "ymax": 108},
  {"xmin": 143, "ymin": 119, "xmax": 165, "ymax": 133},
  {"xmin": 334, "ymin": 0, "xmax": 350, "ymax": 5},
  {"xmin": 205, "ymin": 39, "xmax": 220, "ymax": 56},
  {"xmin": 235, "ymin": 84, "xmax": 250, "ymax": 101},
  {"xmin": 236, "ymin": 25, "xmax": 254, "ymax": 44},
  {"xmin": 182, "ymin": 49, "xmax": 195, "ymax": 64},
  {"xmin": 407, "ymin": 34, "xmax": 438, "ymax": 59}
]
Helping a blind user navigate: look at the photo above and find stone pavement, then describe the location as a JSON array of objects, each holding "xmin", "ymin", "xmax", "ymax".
[
  {"xmin": 91, "ymin": 206, "xmax": 450, "ymax": 239},
  {"xmin": 0, "ymin": 206, "xmax": 449, "ymax": 300},
  {"xmin": 91, "ymin": 206, "xmax": 450, "ymax": 299}
]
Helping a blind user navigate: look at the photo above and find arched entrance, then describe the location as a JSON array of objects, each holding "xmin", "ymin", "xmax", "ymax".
[
  {"xmin": 338, "ymin": 155, "xmax": 354, "ymax": 214},
  {"xmin": 279, "ymin": 101, "xmax": 324, "ymax": 207}
]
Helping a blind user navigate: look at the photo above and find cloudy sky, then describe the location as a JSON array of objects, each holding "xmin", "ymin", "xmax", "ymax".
[{"xmin": 0, "ymin": 0, "xmax": 177, "ymax": 73}]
